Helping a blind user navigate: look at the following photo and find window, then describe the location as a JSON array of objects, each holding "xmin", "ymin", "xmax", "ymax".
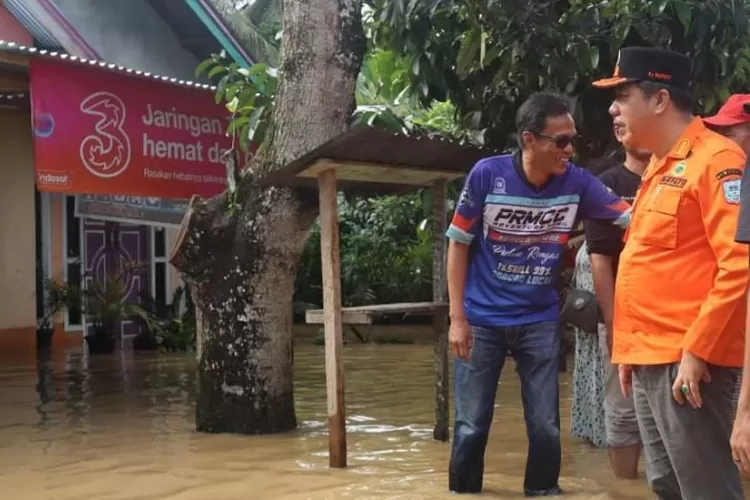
[
  {"xmin": 65, "ymin": 196, "xmax": 80, "ymax": 258},
  {"xmin": 151, "ymin": 227, "xmax": 170, "ymax": 310}
]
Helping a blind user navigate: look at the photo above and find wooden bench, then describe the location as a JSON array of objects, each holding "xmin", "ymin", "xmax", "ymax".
[
  {"xmin": 308, "ymin": 302, "xmax": 567, "ymax": 372},
  {"xmin": 305, "ymin": 301, "xmax": 448, "ymax": 325}
]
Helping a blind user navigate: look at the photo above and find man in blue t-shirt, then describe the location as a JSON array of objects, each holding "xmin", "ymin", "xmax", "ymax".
[{"xmin": 445, "ymin": 92, "xmax": 631, "ymax": 496}]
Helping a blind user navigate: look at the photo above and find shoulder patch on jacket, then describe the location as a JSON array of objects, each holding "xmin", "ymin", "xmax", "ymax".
[
  {"xmin": 716, "ymin": 168, "xmax": 743, "ymax": 181},
  {"xmin": 722, "ymin": 178, "xmax": 741, "ymax": 204}
]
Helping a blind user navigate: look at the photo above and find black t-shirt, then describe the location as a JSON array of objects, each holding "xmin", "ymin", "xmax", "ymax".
[
  {"xmin": 736, "ymin": 156, "xmax": 750, "ymax": 243},
  {"xmin": 584, "ymin": 164, "xmax": 642, "ymax": 276}
]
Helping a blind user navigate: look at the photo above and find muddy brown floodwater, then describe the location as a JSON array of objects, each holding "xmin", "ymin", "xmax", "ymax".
[{"xmin": 0, "ymin": 343, "xmax": 745, "ymax": 499}]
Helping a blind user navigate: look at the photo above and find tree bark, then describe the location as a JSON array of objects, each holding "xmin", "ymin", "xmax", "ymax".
[{"xmin": 171, "ymin": 0, "xmax": 365, "ymax": 435}]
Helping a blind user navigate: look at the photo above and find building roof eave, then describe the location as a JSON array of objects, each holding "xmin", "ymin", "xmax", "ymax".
[
  {"xmin": 184, "ymin": 0, "xmax": 254, "ymax": 68},
  {"xmin": 0, "ymin": 40, "xmax": 218, "ymax": 92}
]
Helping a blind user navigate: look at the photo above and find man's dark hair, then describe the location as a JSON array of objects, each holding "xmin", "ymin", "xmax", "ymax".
[
  {"xmin": 638, "ymin": 81, "xmax": 694, "ymax": 114},
  {"xmin": 515, "ymin": 92, "xmax": 572, "ymax": 149}
]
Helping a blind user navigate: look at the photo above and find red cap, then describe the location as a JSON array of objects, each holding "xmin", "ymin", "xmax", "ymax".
[{"xmin": 703, "ymin": 94, "xmax": 750, "ymax": 127}]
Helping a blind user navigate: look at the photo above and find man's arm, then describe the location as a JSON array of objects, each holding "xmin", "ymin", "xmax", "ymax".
[
  {"xmin": 447, "ymin": 241, "xmax": 471, "ymax": 321},
  {"xmin": 583, "ymin": 173, "xmax": 623, "ymax": 331},
  {"xmin": 739, "ymin": 288, "xmax": 750, "ymax": 416},
  {"xmin": 682, "ymin": 150, "xmax": 749, "ymax": 359},
  {"xmin": 578, "ymin": 170, "xmax": 632, "ymax": 229},
  {"xmin": 580, "ymin": 169, "xmax": 629, "ymax": 349},
  {"xmin": 734, "ymin": 158, "xmax": 750, "ymax": 413},
  {"xmin": 445, "ymin": 160, "xmax": 490, "ymax": 321},
  {"xmin": 585, "ymin": 217, "xmax": 619, "ymax": 353},
  {"xmin": 589, "ymin": 254, "xmax": 615, "ymax": 325}
]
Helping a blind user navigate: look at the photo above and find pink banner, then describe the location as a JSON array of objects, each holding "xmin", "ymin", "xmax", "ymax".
[{"xmin": 30, "ymin": 57, "xmax": 235, "ymax": 198}]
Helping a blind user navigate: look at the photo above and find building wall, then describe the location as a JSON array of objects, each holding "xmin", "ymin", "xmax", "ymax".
[
  {"xmin": 0, "ymin": 111, "xmax": 36, "ymax": 334},
  {"xmin": 52, "ymin": 0, "xmax": 203, "ymax": 80}
]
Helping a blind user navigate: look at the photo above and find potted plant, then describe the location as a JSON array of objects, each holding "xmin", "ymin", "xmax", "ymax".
[
  {"xmin": 82, "ymin": 264, "xmax": 143, "ymax": 355},
  {"xmin": 36, "ymin": 278, "xmax": 79, "ymax": 351}
]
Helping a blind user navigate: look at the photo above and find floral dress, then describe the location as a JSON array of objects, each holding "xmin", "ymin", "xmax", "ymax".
[{"xmin": 569, "ymin": 241, "xmax": 607, "ymax": 448}]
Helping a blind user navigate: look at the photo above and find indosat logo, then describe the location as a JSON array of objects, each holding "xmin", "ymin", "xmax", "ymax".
[
  {"xmin": 37, "ymin": 170, "xmax": 70, "ymax": 188},
  {"xmin": 79, "ymin": 92, "xmax": 132, "ymax": 179}
]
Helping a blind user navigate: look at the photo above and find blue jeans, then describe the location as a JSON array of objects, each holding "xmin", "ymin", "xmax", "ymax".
[{"xmin": 448, "ymin": 321, "xmax": 562, "ymax": 496}]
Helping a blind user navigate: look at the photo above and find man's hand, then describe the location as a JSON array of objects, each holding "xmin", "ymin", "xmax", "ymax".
[
  {"xmin": 731, "ymin": 409, "xmax": 750, "ymax": 476},
  {"xmin": 449, "ymin": 317, "xmax": 472, "ymax": 361},
  {"xmin": 619, "ymin": 364, "xmax": 633, "ymax": 397},
  {"xmin": 672, "ymin": 351, "xmax": 712, "ymax": 409}
]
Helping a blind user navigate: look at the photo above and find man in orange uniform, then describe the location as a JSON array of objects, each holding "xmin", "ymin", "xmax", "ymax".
[{"xmin": 593, "ymin": 47, "xmax": 748, "ymax": 499}]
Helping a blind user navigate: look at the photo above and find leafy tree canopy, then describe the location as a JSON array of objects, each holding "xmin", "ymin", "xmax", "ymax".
[{"xmin": 366, "ymin": 0, "xmax": 750, "ymax": 159}]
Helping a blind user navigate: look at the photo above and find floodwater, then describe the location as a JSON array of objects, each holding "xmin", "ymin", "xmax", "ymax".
[{"xmin": 0, "ymin": 342, "xmax": 726, "ymax": 499}]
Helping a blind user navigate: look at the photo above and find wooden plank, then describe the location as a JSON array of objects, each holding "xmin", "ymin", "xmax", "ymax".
[
  {"xmin": 298, "ymin": 159, "xmax": 465, "ymax": 186},
  {"xmin": 318, "ymin": 167, "xmax": 347, "ymax": 468},
  {"xmin": 305, "ymin": 301, "xmax": 449, "ymax": 325},
  {"xmin": 431, "ymin": 180, "xmax": 450, "ymax": 442},
  {"xmin": 306, "ymin": 308, "xmax": 372, "ymax": 325}
]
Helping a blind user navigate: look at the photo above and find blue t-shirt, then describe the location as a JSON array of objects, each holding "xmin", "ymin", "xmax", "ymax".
[{"xmin": 446, "ymin": 152, "xmax": 631, "ymax": 327}]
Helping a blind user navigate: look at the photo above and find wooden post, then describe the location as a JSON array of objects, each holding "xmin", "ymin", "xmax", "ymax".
[
  {"xmin": 432, "ymin": 180, "xmax": 450, "ymax": 442},
  {"xmin": 317, "ymin": 167, "xmax": 347, "ymax": 468}
]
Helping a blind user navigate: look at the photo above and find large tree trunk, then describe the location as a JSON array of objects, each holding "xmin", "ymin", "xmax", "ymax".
[{"xmin": 171, "ymin": 0, "xmax": 365, "ymax": 434}]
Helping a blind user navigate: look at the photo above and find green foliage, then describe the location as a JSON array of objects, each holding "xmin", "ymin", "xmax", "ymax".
[
  {"xmin": 196, "ymin": 52, "xmax": 277, "ymax": 212},
  {"xmin": 357, "ymin": 49, "xmax": 413, "ymax": 105},
  {"xmin": 353, "ymin": 49, "xmax": 485, "ymax": 145},
  {"xmin": 132, "ymin": 286, "xmax": 196, "ymax": 353},
  {"xmin": 208, "ymin": 0, "xmax": 281, "ymax": 66},
  {"xmin": 196, "ymin": 47, "xmax": 474, "ymax": 156},
  {"xmin": 196, "ymin": 52, "xmax": 276, "ymax": 154},
  {"xmin": 366, "ymin": 0, "xmax": 750, "ymax": 159},
  {"xmin": 295, "ymin": 193, "xmax": 444, "ymax": 311},
  {"xmin": 81, "ymin": 264, "xmax": 145, "ymax": 338},
  {"xmin": 37, "ymin": 277, "xmax": 80, "ymax": 331}
]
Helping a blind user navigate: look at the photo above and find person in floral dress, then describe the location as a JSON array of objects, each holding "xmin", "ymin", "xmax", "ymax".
[{"xmin": 569, "ymin": 240, "xmax": 607, "ymax": 448}]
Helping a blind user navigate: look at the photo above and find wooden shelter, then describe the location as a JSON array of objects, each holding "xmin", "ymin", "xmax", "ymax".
[{"xmin": 264, "ymin": 123, "xmax": 494, "ymax": 468}]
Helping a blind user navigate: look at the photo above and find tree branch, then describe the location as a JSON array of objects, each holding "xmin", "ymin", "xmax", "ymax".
[{"xmin": 170, "ymin": 191, "xmax": 238, "ymax": 284}]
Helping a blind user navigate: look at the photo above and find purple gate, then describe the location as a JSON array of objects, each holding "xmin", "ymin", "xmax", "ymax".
[{"xmin": 83, "ymin": 219, "xmax": 149, "ymax": 342}]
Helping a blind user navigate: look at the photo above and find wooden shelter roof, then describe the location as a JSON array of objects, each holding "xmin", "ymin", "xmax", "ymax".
[{"xmin": 261, "ymin": 123, "xmax": 497, "ymax": 194}]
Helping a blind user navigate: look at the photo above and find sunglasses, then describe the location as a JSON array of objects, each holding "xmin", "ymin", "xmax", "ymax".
[{"xmin": 535, "ymin": 133, "xmax": 580, "ymax": 149}]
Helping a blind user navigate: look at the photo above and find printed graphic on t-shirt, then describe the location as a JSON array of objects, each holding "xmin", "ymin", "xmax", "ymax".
[
  {"xmin": 478, "ymin": 195, "xmax": 583, "ymax": 286},
  {"xmin": 483, "ymin": 196, "xmax": 579, "ymax": 237}
]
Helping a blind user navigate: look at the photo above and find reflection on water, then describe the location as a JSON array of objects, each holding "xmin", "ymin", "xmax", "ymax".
[{"xmin": 0, "ymin": 344, "xmax": 702, "ymax": 499}]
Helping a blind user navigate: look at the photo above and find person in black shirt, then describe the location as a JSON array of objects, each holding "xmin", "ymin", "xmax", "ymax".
[
  {"xmin": 703, "ymin": 94, "xmax": 750, "ymax": 474},
  {"xmin": 584, "ymin": 124, "xmax": 649, "ymax": 479},
  {"xmin": 703, "ymin": 96, "xmax": 750, "ymax": 428}
]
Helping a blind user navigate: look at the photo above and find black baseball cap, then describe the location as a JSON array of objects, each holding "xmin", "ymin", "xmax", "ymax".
[{"xmin": 592, "ymin": 47, "xmax": 691, "ymax": 91}]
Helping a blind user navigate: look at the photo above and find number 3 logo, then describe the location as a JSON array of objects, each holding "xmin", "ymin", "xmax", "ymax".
[{"xmin": 79, "ymin": 92, "xmax": 131, "ymax": 179}]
